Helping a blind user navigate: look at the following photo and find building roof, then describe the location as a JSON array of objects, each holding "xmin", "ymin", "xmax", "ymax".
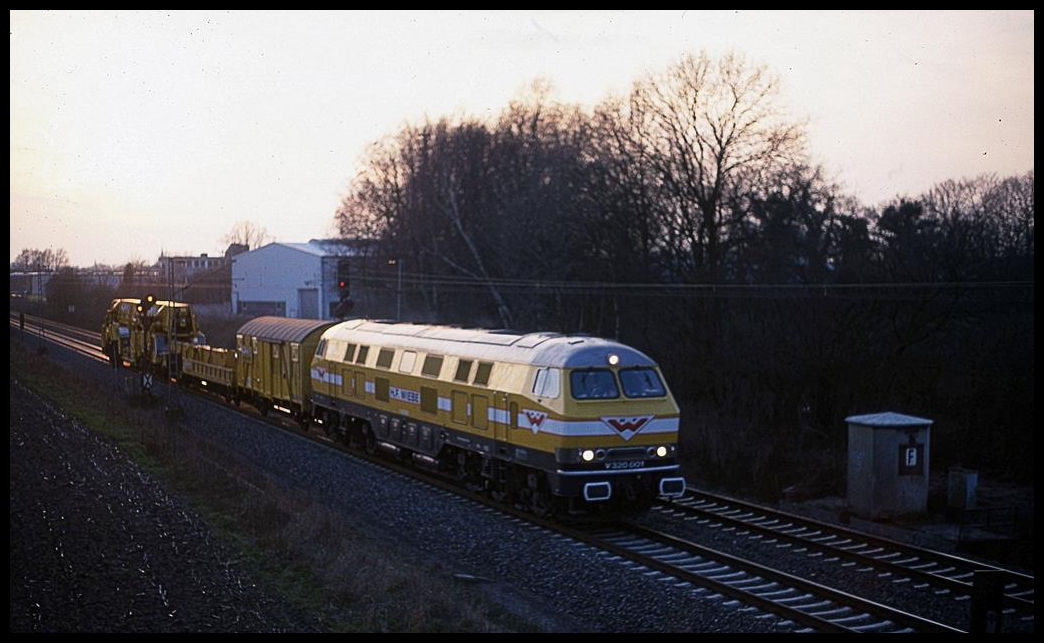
[
  {"xmin": 845, "ymin": 412, "xmax": 933, "ymax": 427},
  {"xmin": 251, "ymin": 239, "xmax": 371, "ymax": 258}
]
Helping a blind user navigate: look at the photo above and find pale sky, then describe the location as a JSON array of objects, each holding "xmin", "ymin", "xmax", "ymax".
[{"xmin": 10, "ymin": 10, "xmax": 1034, "ymax": 268}]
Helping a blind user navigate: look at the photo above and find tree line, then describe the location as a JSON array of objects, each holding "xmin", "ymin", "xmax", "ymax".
[{"xmin": 334, "ymin": 51, "xmax": 1034, "ymax": 497}]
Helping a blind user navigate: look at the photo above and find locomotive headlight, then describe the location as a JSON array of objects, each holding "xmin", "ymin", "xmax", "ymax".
[
  {"xmin": 607, "ymin": 353, "xmax": 619, "ymax": 366},
  {"xmin": 581, "ymin": 449, "xmax": 596, "ymax": 462},
  {"xmin": 656, "ymin": 445, "xmax": 668, "ymax": 458}
]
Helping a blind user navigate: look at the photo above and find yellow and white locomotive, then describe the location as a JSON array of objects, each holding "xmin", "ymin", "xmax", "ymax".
[{"xmin": 307, "ymin": 319, "xmax": 686, "ymax": 515}]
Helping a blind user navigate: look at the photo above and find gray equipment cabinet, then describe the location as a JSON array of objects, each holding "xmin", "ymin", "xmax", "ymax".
[{"xmin": 846, "ymin": 412, "xmax": 933, "ymax": 520}]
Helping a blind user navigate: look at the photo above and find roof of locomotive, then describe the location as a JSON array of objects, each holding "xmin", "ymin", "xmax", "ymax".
[
  {"xmin": 320, "ymin": 319, "xmax": 659, "ymax": 369},
  {"xmin": 237, "ymin": 316, "xmax": 336, "ymax": 343}
]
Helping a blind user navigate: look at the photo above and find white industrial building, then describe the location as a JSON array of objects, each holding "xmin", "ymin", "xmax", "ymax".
[{"xmin": 231, "ymin": 240, "xmax": 370, "ymax": 320}]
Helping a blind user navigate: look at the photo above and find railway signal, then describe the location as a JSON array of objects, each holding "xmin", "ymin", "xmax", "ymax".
[{"xmin": 334, "ymin": 259, "xmax": 353, "ymax": 318}]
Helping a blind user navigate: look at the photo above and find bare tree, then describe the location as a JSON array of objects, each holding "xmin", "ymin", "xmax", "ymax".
[
  {"xmin": 10, "ymin": 247, "xmax": 69, "ymax": 271},
  {"xmin": 599, "ymin": 50, "xmax": 806, "ymax": 282},
  {"xmin": 221, "ymin": 221, "xmax": 275, "ymax": 251}
]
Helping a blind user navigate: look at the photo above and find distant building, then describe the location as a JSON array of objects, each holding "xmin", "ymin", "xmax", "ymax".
[
  {"xmin": 231, "ymin": 239, "xmax": 375, "ymax": 320},
  {"xmin": 224, "ymin": 243, "xmax": 249, "ymax": 258},
  {"xmin": 152, "ymin": 244, "xmax": 249, "ymax": 309},
  {"xmin": 158, "ymin": 252, "xmax": 227, "ymax": 283},
  {"xmin": 9, "ymin": 271, "xmax": 52, "ymax": 298}
]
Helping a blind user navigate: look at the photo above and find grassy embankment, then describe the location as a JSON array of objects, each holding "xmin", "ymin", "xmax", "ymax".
[{"xmin": 10, "ymin": 336, "xmax": 541, "ymax": 632}]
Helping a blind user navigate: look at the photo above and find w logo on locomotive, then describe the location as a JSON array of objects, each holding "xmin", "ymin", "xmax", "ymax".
[
  {"xmin": 522, "ymin": 409, "xmax": 547, "ymax": 435},
  {"xmin": 601, "ymin": 415, "xmax": 654, "ymax": 440}
]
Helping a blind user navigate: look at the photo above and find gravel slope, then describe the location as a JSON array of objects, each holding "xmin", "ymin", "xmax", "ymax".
[{"xmin": 9, "ymin": 378, "xmax": 320, "ymax": 632}]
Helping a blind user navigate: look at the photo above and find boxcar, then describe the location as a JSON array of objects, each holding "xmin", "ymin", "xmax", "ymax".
[{"xmin": 234, "ymin": 316, "xmax": 335, "ymax": 421}]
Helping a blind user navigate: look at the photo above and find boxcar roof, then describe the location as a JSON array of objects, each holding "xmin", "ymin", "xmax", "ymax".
[
  {"xmin": 237, "ymin": 316, "xmax": 335, "ymax": 343},
  {"xmin": 321, "ymin": 319, "xmax": 658, "ymax": 369}
]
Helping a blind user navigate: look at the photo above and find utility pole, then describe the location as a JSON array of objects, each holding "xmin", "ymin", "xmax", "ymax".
[
  {"xmin": 389, "ymin": 258, "xmax": 403, "ymax": 320},
  {"xmin": 167, "ymin": 258, "xmax": 173, "ymax": 407}
]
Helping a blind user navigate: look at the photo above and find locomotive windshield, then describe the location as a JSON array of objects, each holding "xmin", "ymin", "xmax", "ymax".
[
  {"xmin": 570, "ymin": 369, "xmax": 619, "ymax": 400},
  {"xmin": 619, "ymin": 367, "xmax": 666, "ymax": 398}
]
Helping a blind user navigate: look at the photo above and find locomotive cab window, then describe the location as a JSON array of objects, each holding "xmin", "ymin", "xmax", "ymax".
[
  {"xmin": 356, "ymin": 345, "xmax": 369, "ymax": 365},
  {"xmin": 316, "ymin": 339, "xmax": 327, "ymax": 358},
  {"xmin": 532, "ymin": 368, "xmax": 561, "ymax": 399},
  {"xmin": 343, "ymin": 343, "xmax": 356, "ymax": 363},
  {"xmin": 570, "ymin": 369, "xmax": 619, "ymax": 400},
  {"xmin": 619, "ymin": 368, "xmax": 666, "ymax": 398}
]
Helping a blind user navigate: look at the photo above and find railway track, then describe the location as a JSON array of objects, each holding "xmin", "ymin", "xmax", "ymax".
[
  {"xmin": 651, "ymin": 489, "xmax": 1034, "ymax": 625},
  {"xmin": 575, "ymin": 522, "xmax": 961, "ymax": 633},
  {"xmin": 12, "ymin": 313, "xmax": 1032, "ymax": 633},
  {"xmin": 10, "ymin": 312, "xmax": 109, "ymax": 362}
]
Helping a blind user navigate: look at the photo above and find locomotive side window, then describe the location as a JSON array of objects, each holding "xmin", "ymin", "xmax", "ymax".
[
  {"xmin": 343, "ymin": 343, "xmax": 356, "ymax": 363},
  {"xmin": 399, "ymin": 350, "xmax": 417, "ymax": 373},
  {"xmin": 326, "ymin": 340, "xmax": 343, "ymax": 361},
  {"xmin": 619, "ymin": 368, "xmax": 666, "ymax": 398},
  {"xmin": 454, "ymin": 359, "xmax": 473, "ymax": 382},
  {"xmin": 570, "ymin": 369, "xmax": 619, "ymax": 400},
  {"xmin": 356, "ymin": 345, "xmax": 369, "ymax": 365},
  {"xmin": 422, "ymin": 355, "xmax": 443, "ymax": 378},
  {"xmin": 316, "ymin": 339, "xmax": 327, "ymax": 358},
  {"xmin": 376, "ymin": 348, "xmax": 394, "ymax": 369},
  {"xmin": 473, "ymin": 361, "xmax": 493, "ymax": 386}
]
